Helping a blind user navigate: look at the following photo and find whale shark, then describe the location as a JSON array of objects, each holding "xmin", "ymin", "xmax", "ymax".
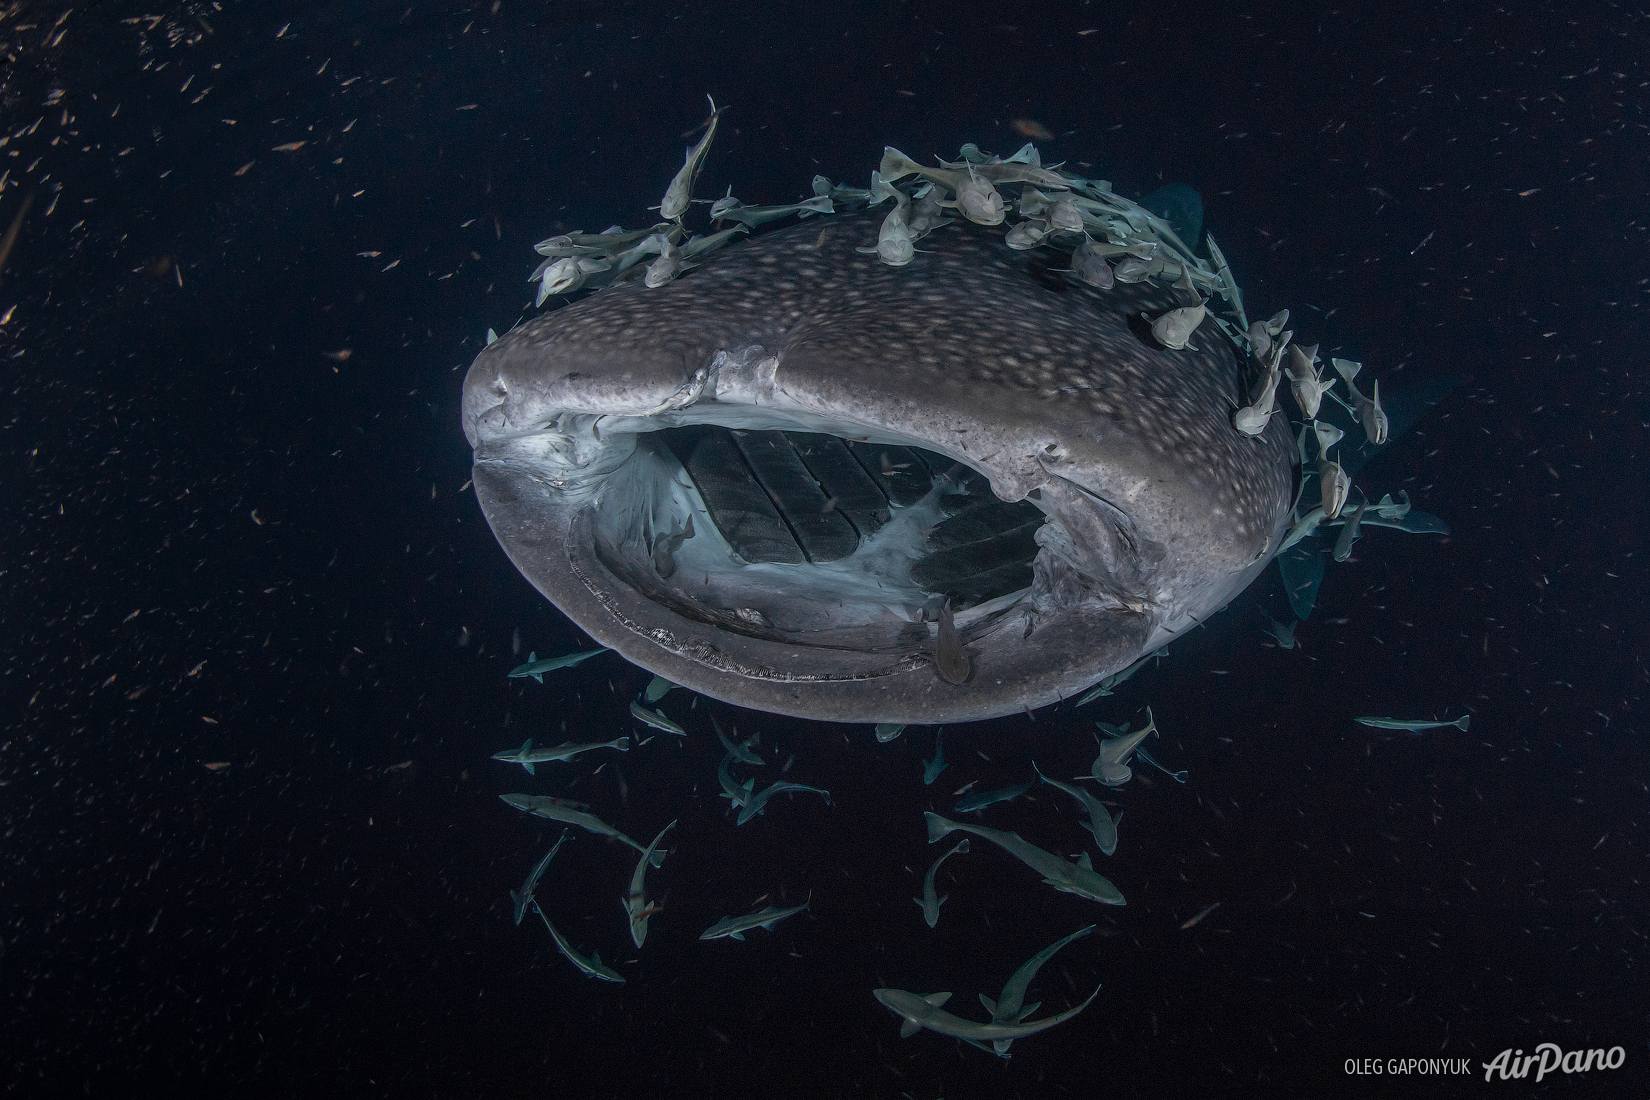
[{"xmin": 462, "ymin": 146, "xmax": 1297, "ymax": 725}]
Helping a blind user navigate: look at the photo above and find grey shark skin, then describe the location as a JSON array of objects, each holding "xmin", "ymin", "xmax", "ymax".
[{"xmin": 463, "ymin": 210, "xmax": 1295, "ymax": 724}]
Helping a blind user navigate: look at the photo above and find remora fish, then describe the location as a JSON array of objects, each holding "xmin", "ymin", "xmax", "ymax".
[
  {"xmin": 1332, "ymin": 495, "xmax": 1369, "ymax": 562},
  {"xmin": 465, "ymin": 166, "xmax": 1296, "ymax": 724},
  {"xmin": 1355, "ymin": 715, "xmax": 1470, "ymax": 732},
  {"xmin": 510, "ymin": 830, "xmax": 570, "ymax": 926},
  {"xmin": 1092, "ymin": 707, "xmax": 1158, "ymax": 787},
  {"xmin": 953, "ymin": 778, "xmax": 1033, "ymax": 814},
  {"xmin": 491, "ymin": 736, "xmax": 629, "ymax": 775},
  {"xmin": 736, "ymin": 780, "xmax": 831, "ymax": 826},
  {"xmin": 532, "ymin": 900, "xmax": 625, "ymax": 982},
  {"xmin": 499, "ymin": 794, "xmax": 666, "ymax": 867},
  {"xmin": 923, "ymin": 730, "xmax": 948, "ymax": 785},
  {"xmin": 699, "ymin": 893, "xmax": 811, "ymax": 941},
  {"xmin": 716, "ymin": 750, "xmax": 755, "ymax": 809},
  {"xmin": 974, "ymin": 925, "xmax": 1097, "ymax": 1056},
  {"xmin": 914, "ymin": 839, "xmax": 969, "ymax": 927},
  {"xmin": 658, "ymin": 96, "xmax": 722, "ymax": 222},
  {"xmin": 713, "ymin": 716, "xmax": 763, "ymax": 763},
  {"xmin": 507, "ymin": 648, "xmax": 611, "ymax": 683},
  {"xmin": 629, "ymin": 700, "xmax": 686, "ymax": 736},
  {"xmin": 924, "ymin": 812, "xmax": 1124, "ymax": 906},
  {"xmin": 874, "ymin": 985, "xmax": 1100, "ymax": 1043},
  {"xmin": 622, "ymin": 819, "xmax": 676, "ymax": 948},
  {"xmin": 1074, "ymin": 646, "xmax": 1167, "ymax": 705},
  {"xmin": 1032, "ymin": 763, "xmax": 1116, "ymax": 856}
]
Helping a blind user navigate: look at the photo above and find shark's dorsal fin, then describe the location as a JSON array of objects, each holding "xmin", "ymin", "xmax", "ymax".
[
  {"xmin": 1077, "ymin": 851, "xmax": 1094, "ymax": 870},
  {"xmin": 924, "ymin": 991, "xmax": 952, "ymax": 1007},
  {"xmin": 899, "ymin": 1019, "xmax": 921, "ymax": 1038},
  {"xmin": 979, "ymin": 993, "xmax": 997, "ymax": 1014},
  {"xmin": 520, "ymin": 738, "xmax": 533, "ymax": 753}
]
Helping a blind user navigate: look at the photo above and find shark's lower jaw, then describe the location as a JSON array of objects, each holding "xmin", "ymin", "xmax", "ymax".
[{"xmin": 470, "ymin": 393, "xmax": 1175, "ymax": 724}]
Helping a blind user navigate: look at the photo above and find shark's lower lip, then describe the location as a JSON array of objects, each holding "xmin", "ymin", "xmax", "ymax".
[{"xmin": 472, "ymin": 409, "xmax": 1165, "ymax": 724}]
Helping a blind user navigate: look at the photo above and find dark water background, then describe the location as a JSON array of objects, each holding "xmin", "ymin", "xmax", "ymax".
[{"xmin": 2, "ymin": 1, "xmax": 1646, "ymax": 1096}]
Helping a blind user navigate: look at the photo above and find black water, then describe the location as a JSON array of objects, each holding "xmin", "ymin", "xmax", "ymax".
[{"xmin": 3, "ymin": 2, "xmax": 1647, "ymax": 1097}]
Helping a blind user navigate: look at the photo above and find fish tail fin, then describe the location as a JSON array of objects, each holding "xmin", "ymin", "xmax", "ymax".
[
  {"xmin": 1454, "ymin": 715, "xmax": 1470, "ymax": 731},
  {"xmin": 615, "ymin": 737, "xmax": 630, "ymax": 752},
  {"xmin": 924, "ymin": 811, "xmax": 956, "ymax": 843},
  {"xmin": 878, "ymin": 147, "xmax": 917, "ymax": 183}
]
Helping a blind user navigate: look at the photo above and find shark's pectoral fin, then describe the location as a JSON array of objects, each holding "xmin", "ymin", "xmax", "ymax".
[
  {"xmin": 978, "ymin": 993, "xmax": 997, "ymax": 1014},
  {"xmin": 1019, "ymin": 1001, "xmax": 1040, "ymax": 1019},
  {"xmin": 913, "ymin": 897, "xmax": 924, "ymax": 910},
  {"xmin": 899, "ymin": 1018, "xmax": 921, "ymax": 1038},
  {"xmin": 729, "ymin": 931, "xmax": 744, "ymax": 940},
  {"xmin": 924, "ymin": 991, "xmax": 952, "ymax": 1007},
  {"xmin": 523, "ymin": 762, "xmax": 535, "ymax": 776}
]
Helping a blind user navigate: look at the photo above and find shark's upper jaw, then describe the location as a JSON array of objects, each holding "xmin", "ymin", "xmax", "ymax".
[{"xmin": 464, "ymin": 213, "xmax": 1295, "ymax": 724}]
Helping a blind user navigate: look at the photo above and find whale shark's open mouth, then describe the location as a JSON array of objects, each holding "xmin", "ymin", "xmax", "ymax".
[
  {"xmin": 466, "ymin": 198, "xmax": 1298, "ymax": 723},
  {"xmin": 604, "ymin": 422, "xmax": 1046, "ymax": 642}
]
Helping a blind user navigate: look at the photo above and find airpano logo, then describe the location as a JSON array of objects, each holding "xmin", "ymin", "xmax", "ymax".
[{"xmin": 1482, "ymin": 1043, "xmax": 1626, "ymax": 1082}]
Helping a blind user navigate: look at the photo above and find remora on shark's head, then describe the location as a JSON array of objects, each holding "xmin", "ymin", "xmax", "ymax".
[{"xmin": 462, "ymin": 130, "xmax": 1296, "ymax": 724}]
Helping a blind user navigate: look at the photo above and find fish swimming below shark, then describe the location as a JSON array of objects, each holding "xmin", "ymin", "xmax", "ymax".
[
  {"xmin": 874, "ymin": 984, "xmax": 1101, "ymax": 1044},
  {"xmin": 462, "ymin": 132, "xmax": 1300, "ymax": 724},
  {"xmin": 491, "ymin": 736, "xmax": 629, "ymax": 775},
  {"xmin": 699, "ymin": 894, "xmax": 811, "ymax": 941},
  {"xmin": 507, "ymin": 647, "xmax": 611, "ymax": 683},
  {"xmin": 924, "ymin": 811, "xmax": 1124, "ymax": 906}
]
